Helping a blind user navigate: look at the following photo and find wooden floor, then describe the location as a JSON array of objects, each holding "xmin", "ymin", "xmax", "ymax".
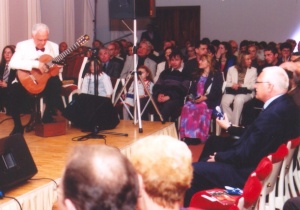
[{"xmin": 0, "ymin": 112, "xmax": 183, "ymax": 209}]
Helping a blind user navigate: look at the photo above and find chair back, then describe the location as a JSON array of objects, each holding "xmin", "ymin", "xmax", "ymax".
[{"xmin": 258, "ymin": 144, "xmax": 288, "ymax": 210}]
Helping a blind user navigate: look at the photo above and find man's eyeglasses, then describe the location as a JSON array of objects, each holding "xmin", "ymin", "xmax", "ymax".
[{"xmin": 255, "ymin": 81, "xmax": 270, "ymax": 84}]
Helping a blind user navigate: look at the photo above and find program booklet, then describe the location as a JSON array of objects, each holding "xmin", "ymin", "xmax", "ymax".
[{"xmin": 204, "ymin": 189, "xmax": 237, "ymax": 205}]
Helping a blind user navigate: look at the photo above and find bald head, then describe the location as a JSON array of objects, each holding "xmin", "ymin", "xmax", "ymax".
[{"xmin": 59, "ymin": 145, "xmax": 139, "ymax": 210}]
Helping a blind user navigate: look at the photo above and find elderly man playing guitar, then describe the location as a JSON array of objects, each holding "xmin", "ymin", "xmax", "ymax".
[{"xmin": 8, "ymin": 23, "xmax": 65, "ymax": 135}]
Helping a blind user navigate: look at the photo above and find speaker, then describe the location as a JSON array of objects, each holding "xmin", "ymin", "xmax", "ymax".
[
  {"xmin": 0, "ymin": 134, "xmax": 38, "ymax": 191},
  {"xmin": 109, "ymin": 0, "xmax": 156, "ymax": 19},
  {"xmin": 63, "ymin": 94, "xmax": 120, "ymax": 131}
]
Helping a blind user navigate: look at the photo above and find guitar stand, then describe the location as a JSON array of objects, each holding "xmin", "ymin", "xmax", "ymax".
[{"xmin": 25, "ymin": 94, "xmax": 42, "ymax": 132}]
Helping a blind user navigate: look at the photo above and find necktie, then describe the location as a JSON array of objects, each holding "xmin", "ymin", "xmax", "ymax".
[
  {"xmin": 36, "ymin": 47, "xmax": 45, "ymax": 52},
  {"xmin": 103, "ymin": 63, "xmax": 107, "ymax": 71},
  {"xmin": 2, "ymin": 64, "xmax": 9, "ymax": 82}
]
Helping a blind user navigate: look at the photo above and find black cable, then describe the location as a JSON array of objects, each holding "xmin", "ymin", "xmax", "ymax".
[
  {"xmin": 72, "ymin": 134, "xmax": 106, "ymax": 143},
  {"xmin": 3, "ymin": 196, "xmax": 22, "ymax": 210}
]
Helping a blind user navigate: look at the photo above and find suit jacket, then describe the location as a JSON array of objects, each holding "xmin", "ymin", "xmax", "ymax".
[
  {"xmin": 189, "ymin": 71, "xmax": 224, "ymax": 109},
  {"xmin": 120, "ymin": 55, "xmax": 157, "ymax": 79},
  {"xmin": 215, "ymin": 94, "xmax": 299, "ymax": 169},
  {"xmin": 225, "ymin": 66, "xmax": 257, "ymax": 90},
  {"xmin": 104, "ymin": 58, "xmax": 123, "ymax": 79},
  {"xmin": 10, "ymin": 39, "xmax": 59, "ymax": 71}
]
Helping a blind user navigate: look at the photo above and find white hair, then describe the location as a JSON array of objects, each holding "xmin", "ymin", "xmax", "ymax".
[
  {"xmin": 262, "ymin": 66, "xmax": 289, "ymax": 91},
  {"xmin": 32, "ymin": 23, "xmax": 49, "ymax": 36}
]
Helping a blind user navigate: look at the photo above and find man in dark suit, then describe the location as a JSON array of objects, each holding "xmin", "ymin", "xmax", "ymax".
[
  {"xmin": 98, "ymin": 47, "xmax": 122, "ymax": 79},
  {"xmin": 184, "ymin": 66, "xmax": 300, "ymax": 206}
]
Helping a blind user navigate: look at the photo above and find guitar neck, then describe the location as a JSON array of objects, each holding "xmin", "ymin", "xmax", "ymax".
[
  {"xmin": 53, "ymin": 43, "xmax": 82, "ymax": 63},
  {"xmin": 52, "ymin": 35, "xmax": 89, "ymax": 64}
]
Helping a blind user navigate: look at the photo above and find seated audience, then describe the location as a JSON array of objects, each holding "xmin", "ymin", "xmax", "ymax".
[
  {"xmin": 120, "ymin": 40, "xmax": 157, "ymax": 79},
  {"xmin": 215, "ymin": 41, "xmax": 236, "ymax": 79},
  {"xmin": 229, "ymin": 40, "xmax": 239, "ymax": 56},
  {"xmin": 185, "ymin": 40, "xmax": 208, "ymax": 79},
  {"xmin": 153, "ymin": 50, "xmax": 190, "ymax": 122},
  {"xmin": 81, "ymin": 60, "xmax": 113, "ymax": 98},
  {"xmin": 184, "ymin": 66, "xmax": 299, "ymax": 207},
  {"xmin": 123, "ymin": 65, "xmax": 154, "ymax": 120},
  {"xmin": 221, "ymin": 52, "xmax": 257, "ymax": 125},
  {"xmin": 129, "ymin": 135, "xmax": 192, "ymax": 210},
  {"xmin": 179, "ymin": 54, "xmax": 223, "ymax": 143},
  {"xmin": 154, "ymin": 46, "xmax": 173, "ymax": 83},
  {"xmin": 57, "ymin": 145, "xmax": 139, "ymax": 210},
  {"xmin": 98, "ymin": 47, "xmax": 123, "ymax": 79},
  {"xmin": 279, "ymin": 42, "xmax": 293, "ymax": 63},
  {"xmin": 59, "ymin": 42, "xmax": 68, "ymax": 54},
  {"xmin": 0, "ymin": 45, "xmax": 15, "ymax": 113},
  {"xmin": 280, "ymin": 61, "xmax": 300, "ymax": 109}
]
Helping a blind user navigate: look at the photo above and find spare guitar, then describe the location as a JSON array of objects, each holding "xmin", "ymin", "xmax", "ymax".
[{"xmin": 17, "ymin": 34, "xmax": 89, "ymax": 94}]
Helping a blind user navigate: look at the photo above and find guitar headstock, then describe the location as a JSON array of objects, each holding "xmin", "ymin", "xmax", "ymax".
[{"xmin": 76, "ymin": 35, "xmax": 90, "ymax": 47}]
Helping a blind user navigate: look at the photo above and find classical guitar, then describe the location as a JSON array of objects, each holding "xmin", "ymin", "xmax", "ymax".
[{"xmin": 17, "ymin": 34, "xmax": 89, "ymax": 94}]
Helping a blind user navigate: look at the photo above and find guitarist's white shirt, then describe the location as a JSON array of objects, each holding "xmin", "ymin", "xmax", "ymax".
[{"xmin": 9, "ymin": 38, "xmax": 59, "ymax": 71}]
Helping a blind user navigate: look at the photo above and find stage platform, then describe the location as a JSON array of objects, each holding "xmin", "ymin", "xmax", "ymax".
[{"xmin": 0, "ymin": 113, "xmax": 177, "ymax": 210}]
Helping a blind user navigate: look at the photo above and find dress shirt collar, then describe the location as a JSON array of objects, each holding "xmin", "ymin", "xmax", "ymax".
[{"xmin": 263, "ymin": 94, "xmax": 283, "ymax": 109}]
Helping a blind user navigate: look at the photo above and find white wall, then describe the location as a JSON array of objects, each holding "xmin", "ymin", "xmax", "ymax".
[{"xmin": 7, "ymin": 0, "xmax": 300, "ymax": 47}]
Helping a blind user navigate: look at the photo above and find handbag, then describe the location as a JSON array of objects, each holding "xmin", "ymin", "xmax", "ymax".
[{"xmin": 225, "ymin": 87, "xmax": 252, "ymax": 95}]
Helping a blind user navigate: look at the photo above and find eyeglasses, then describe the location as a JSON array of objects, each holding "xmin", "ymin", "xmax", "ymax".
[{"xmin": 255, "ymin": 81, "xmax": 270, "ymax": 84}]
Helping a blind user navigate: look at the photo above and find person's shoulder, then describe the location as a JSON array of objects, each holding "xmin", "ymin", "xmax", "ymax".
[{"xmin": 16, "ymin": 39, "xmax": 34, "ymax": 47}]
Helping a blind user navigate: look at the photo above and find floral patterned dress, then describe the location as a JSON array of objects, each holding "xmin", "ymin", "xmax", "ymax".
[{"xmin": 179, "ymin": 76, "xmax": 213, "ymax": 142}]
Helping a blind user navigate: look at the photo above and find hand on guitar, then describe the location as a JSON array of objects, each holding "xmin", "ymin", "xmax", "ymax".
[{"xmin": 38, "ymin": 62, "xmax": 49, "ymax": 74}]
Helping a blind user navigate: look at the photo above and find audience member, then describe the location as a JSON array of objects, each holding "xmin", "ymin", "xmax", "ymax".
[
  {"xmin": 129, "ymin": 135, "xmax": 192, "ymax": 210},
  {"xmin": 154, "ymin": 46, "xmax": 173, "ymax": 83},
  {"xmin": 57, "ymin": 145, "xmax": 139, "ymax": 210},
  {"xmin": 107, "ymin": 42, "xmax": 124, "ymax": 68},
  {"xmin": 298, "ymin": 41, "xmax": 300, "ymax": 53},
  {"xmin": 239, "ymin": 40, "xmax": 249, "ymax": 54},
  {"xmin": 153, "ymin": 50, "xmax": 190, "ymax": 122},
  {"xmin": 120, "ymin": 40, "xmax": 157, "ymax": 79},
  {"xmin": 180, "ymin": 54, "xmax": 223, "ymax": 144},
  {"xmin": 229, "ymin": 40, "xmax": 239, "ymax": 56},
  {"xmin": 286, "ymin": 38, "xmax": 297, "ymax": 52},
  {"xmin": 126, "ymin": 41, "xmax": 134, "ymax": 57},
  {"xmin": 185, "ymin": 40, "xmax": 208, "ymax": 79},
  {"xmin": 280, "ymin": 61, "xmax": 300, "ymax": 109},
  {"xmin": 123, "ymin": 65, "xmax": 154, "ymax": 120},
  {"xmin": 184, "ymin": 66, "xmax": 299, "ymax": 206},
  {"xmin": 247, "ymin": 43, "xmax": 259, "ymax": 68},
  {"xmin": 9, "ymin": 23, "xmax": 64, "ymax": 134},
  {"xmin": 81, "ymin": 60, "xmax": 113, "ymax": 98},
  {"xmin": 221, "ymin": 52, "xmax": 257, "ymax": 125},
  {"xmin": 279, "ymin": 42, "xmax": 293, "ymax": 62},
  {"xmin": 98, "ymin": 47, "xmax": 122, "ymax": 79},
  {"xmin": 59, "ymin": 42, "xmax": 68, "ymax": 54},
  {"xmin": 215, "ymin": 41, "xmax": 236, "ymax": 78},
  {"xmin": 0, "ymin": 45, "xmax": 15, "ymax": 113},
  {"xmin": 263, "ymin": 45, "xmax": 282, "ymax": 69},
  {"xmin": 92, "ymin": 39, "xmax": 103, "ymax": 49}
]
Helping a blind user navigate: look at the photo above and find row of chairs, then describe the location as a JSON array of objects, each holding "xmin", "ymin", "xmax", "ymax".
[{"xmin": 189, "ymin": 136, "xmax": 300, "ymax": 210}]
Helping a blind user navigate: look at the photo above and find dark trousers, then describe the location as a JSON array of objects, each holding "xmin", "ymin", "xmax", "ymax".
[
  {"xmin": 8, "ymin": 76, "xmax": 63, "ymax": 127},
  {"xmin": 183, "ymin": 135, "xmax": 251, "ymax": 207}
]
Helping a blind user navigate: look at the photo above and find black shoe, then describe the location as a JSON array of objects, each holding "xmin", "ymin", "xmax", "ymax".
[
  {"xmin": 10, "ymin": 126, "xmax": 24, "ymax": 136},
  {"xmin": 183, "ymin": 137, "xmax": 201, "ymax": 145}
]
